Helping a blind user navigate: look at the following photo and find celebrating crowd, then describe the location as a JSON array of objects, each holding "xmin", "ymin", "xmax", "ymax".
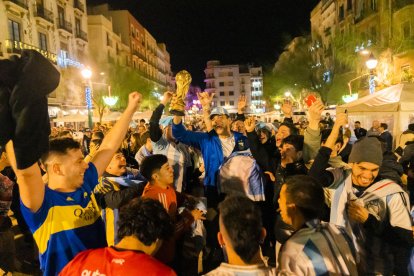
[{"xmin": 1, "ymin": 50, "xmax": 414, "ymax": 276}]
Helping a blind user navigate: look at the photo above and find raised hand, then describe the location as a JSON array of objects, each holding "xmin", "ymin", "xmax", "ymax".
[
  {"xmin": 197, "ymin": 92, "xmax": 214, "ymax": 109},
  {"xmin": 244, "ymin": 117, "xmax": 256, "ymax": 133},
  {"xmin": 128, "ymin": 92, "xmax": 142, "ymax": 110},
  {"xmin": 334, "ymin": 113, "xmax": 348, "ymax": 128},
  {"xmin": 281, "ymin": 101, "xmax": 293, "ymax": 117},
  {"xmin": 237, "ymin": 94, "xmax": 247, "ymax": 113},
  {"xmin": 308, "ymin": 100, "xmax": 324, "ymax": 122},
  {"xmin": 161, "ymin": 91, "xmax": 173, "ymax": 106}
]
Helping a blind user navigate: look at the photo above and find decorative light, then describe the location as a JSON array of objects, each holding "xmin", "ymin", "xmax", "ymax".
[
  {"xmin": 103, "ymin": 96, "xmax": 119, "ymax": 106},
  {"xmin": 284, "ymin": 91, "xmax": 292, "ymax": 97},
  {"xmin": 85, "ymin": 87, "xmax": 93, "ymax": 109},
  {"xmin": 274, "ymin": 104, "xmax": 281, "ymax": 110},
  {"xmin": 342, "ymin": 93, "xmax": 358, "ymax": 103}
]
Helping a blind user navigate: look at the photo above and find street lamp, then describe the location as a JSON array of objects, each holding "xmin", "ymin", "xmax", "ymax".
[
  {"xmin": 81, "ymin": 68, "xmax": 93, "ymax": 128},
  {"xmin": 365, "ymin": 53, "xmax": 378, "ymax": 95}
]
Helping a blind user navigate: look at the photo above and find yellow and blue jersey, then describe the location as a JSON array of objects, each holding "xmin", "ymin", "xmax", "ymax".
[{"xmin": 20, "ymin": 163, "xmax": 107, "ymax": 276}]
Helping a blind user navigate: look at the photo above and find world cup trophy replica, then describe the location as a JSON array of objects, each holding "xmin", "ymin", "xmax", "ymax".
[{"xmin": 169, "ymin": 70, "xmax": 192, "ymax": 116}]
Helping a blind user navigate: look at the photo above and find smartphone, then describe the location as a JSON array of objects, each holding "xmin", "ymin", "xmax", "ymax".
[{"xmin": 305, "ymin": 95, "xmax": 317, "ymax": 107}]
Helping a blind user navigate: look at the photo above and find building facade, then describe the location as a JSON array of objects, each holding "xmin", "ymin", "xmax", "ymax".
[
  {"xmin": 204, "ymin": 60, "xmax": 263, "ymax": 114},
  {"xmin": 88, "ymin": 4, "xmax": 172, "ymax": 91},
  {"xmin": 0, "ymin": 0, "xmax": 90, "ymax": 117},
  {"xmin": 310, "ymin": 0, "xmax": 414, "ymax": 90}
]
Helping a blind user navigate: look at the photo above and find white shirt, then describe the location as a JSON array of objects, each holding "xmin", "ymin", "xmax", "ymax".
[{"xmin": 219, "ymin": 135, "xmax": 235, "ymax": 158}]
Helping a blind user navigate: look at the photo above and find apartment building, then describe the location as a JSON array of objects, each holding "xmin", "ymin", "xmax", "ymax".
[
  {"xmin": 311, "ymin": 0, "xmax": 414, "ymax": 86},
  {"xmin": 0, "ymin": 0, "xmax": 90, "ymax": 116},
  {"xmin": 204, "ymin": 60, "xmax": 264, "ymax": 114},
  {"xmin": 88, "ymin": 3, "xmax": 172, "ymax": 90}
]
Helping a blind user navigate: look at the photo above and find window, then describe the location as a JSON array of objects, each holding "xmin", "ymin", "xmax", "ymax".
[
  {"xmin": 228, "ymin": 72, "xmax": 233, "ymax": 76},
  {"xmin": 403, "ymin": 21, "xmax": 411, "ymax": 39},
  {"xmin": 75, "ymin": 18, "xmax": 81, "ymax": 36},
  {"xmin": 106, "ymin": 32, "xmax": 112, "ymax": 47},
  {"xmin": 39, "ymin": 32, "xmax": 47, "ymax": 50},
  {"xmin": 339, "ymin": 5, "xmax": 345, "ymax": 21},
  {"xmin": 60, "ymin": 42, "xmax": 68, "ymax": 51},
  {"xmin": 347, "ymin": 0, "xmax": 352, "ymax": 10},
  {"xmin": 229, "ymin": 101, "xmax": 234, "ymax": 106},
  {"xmin": 219, "ymin": 82, "xmax": 224, "ymax": 87},
  {"xmin": 8, "ymin": 20, "xmax": 21, "ymax": 42},
  {"xmin": 229, "ymin": 91, "xmax": 234, "ymax": 96},
  {"xmin": 220, "ymin": 91, "xmax": 225, "ymax": 96},
  {"xmin": 220, "ymin": 101, "xmax": 225, "ymax": 106},
  {"xmin": 58, "ymin": 6, "xmax": 65, "ymax": 26},
  {"xmin": 371, "ymin": 0, "xmax": 377, "ymax": 11},
  {"xmin": 228, "ymin": 81, "xmax": 234, "ymax": 86}
]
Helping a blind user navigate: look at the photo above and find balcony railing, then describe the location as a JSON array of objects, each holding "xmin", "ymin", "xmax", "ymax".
[
  {"xmin": 5, "ymin": 0, "xmax": 28, "ymax": 10},
  {"xmin": 75, "ymin": 30, "xmax": 88, "ymax": 42},
  {"xmin": 73, "ymin": 0, "xmax": 85, "ymax": 12},
  {"xmin": 57, "ymin": 19, "xmax": 73, "ymax": 34},
  {"xmin": 34, "ymin": 5, "xmax": 54, "ymax": 23}
]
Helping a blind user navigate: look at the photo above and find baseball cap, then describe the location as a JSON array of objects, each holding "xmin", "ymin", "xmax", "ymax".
[{"xmin": 210, "ymin": 107, "xmax": 229, "ymax": 119}]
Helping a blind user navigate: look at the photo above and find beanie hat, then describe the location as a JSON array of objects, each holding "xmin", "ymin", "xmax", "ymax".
[
  {"xmin": 281, "ymin": 135, "xmax": 304, "ymax": 151},
  {"xmin": 408, "ymin": 123, "xmax": 414, "ymax": 132},
  {"xmin": 348, "ymin": 136, "xmax": 383, "ymax": 166}
]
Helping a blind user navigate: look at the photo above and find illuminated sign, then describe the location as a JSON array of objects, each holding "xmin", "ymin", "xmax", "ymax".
[
  {"xmin": 57, "ymin": 50, "xmax": 83, "ymax": 68},
  {"xmin": 5, "ymin": 39, "xmax": 57, "ymax": 63}
]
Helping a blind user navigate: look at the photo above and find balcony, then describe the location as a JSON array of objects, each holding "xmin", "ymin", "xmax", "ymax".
[
  {"xmin": 34, "ymin": 5, "xmax": 54, "ymax": 25},
  {"xmin": 73, "ymin": 0, "xmax": 85, "ymax": 13},
  {"xmin": 57, "ymin": 19, "xmax": 73, "ymax": 35},
  {"xmin": 4, "ymin": 0, "xmax": 28, "ymax": 14},
  {"xmin": 75, "ymin": 30, "xmax": 88, "ymax": 42},
  {"xmin": 394, "ymin": 0, "xmax": 414, "ymax": 11}
]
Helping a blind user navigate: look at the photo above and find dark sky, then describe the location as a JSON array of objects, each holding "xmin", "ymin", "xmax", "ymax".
[{"xmin": 88, "ymin": 0, "xmax": 319, "ymax": 87}]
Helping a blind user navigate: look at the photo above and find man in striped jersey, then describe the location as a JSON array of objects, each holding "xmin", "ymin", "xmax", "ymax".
[{"xmin": 277, "ymin": 175, "xmax": 358, "ymax": 275}]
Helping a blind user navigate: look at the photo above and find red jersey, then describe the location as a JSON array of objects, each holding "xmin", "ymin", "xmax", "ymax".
[
  {"xmin": 59, "ymin": 247, "xmax": 176, "ymax": 276},
  {"xmin": 142, "ymin": 183, "xmax": 177, "ymax": 220}
]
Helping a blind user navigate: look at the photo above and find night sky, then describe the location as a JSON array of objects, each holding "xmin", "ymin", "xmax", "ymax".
[{"xmin": 88, "ymin": 0, "xmax": 320, "ymax": 87}]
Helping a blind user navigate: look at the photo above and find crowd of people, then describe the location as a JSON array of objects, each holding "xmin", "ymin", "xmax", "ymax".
[{"xmin": 1, "ymin": 51, "xmax": 414, "ymax": 276}]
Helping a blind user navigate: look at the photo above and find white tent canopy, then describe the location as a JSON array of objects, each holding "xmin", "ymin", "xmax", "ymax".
[{"xmin": 337, "ymin": 83, "xmax": 414, "ymax": 148}]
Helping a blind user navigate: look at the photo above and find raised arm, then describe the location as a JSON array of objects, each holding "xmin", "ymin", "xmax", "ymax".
[
  {"xmin": 5, "ymin": 141, "xmax": 44, "ymax": 212},
  {"xmin": 92, "ymin": 92, "xmax": 142, "ymax": 177},
  {"xmin": 303, "ymin": 100, "xmax": 324, "ymax": 162},
  {"xmin": 149, "ymin": 91, "xmax": 173, "ymax": 142},
  {"xmin": 197, "ymin": 91, "xmax": 214, "ymax": 132}
]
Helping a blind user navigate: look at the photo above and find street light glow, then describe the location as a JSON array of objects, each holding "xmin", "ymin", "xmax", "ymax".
[
  {"xmin": 81, "ymin": 68, "xmax": 92, "ymax": 79},
  {"xmin": 284, "ymin": 91, "xmax": 292, "ymax": 97},
  {"xmin": 365, "ymin": 54, "xmax": 378, "ymax": 70}
]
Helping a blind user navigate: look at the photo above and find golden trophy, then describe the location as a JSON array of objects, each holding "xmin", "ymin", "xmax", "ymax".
[{"xmin": 169, "ymin": 70, "xmax": 192, "ymax": 116}]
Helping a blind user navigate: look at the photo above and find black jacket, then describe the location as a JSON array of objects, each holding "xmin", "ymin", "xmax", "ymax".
[{"xmin": 0, "ymin": 50, "xmax": 60, "ymax": 169}]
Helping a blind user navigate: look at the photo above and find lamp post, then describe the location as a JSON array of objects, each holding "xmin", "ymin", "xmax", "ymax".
[
  {"xmin": 81, "ymin": 68, "xmax": 93, "ymax": 129},
  {"xmin": 365, "ymin": 53, "xmax": 378, "ymax": 95}
]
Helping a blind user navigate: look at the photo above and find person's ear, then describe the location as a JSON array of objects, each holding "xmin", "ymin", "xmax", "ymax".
[
  {"xmin": 217, "ymin": 232, "xmax": 225, "ymax": 247},
  {"xmin": 260, "ymin": 227, "xmax": 267, "ymax": 244},
  {"xmin": 52, "ymin": 163, "xmax": 62, "ymax": 175}
]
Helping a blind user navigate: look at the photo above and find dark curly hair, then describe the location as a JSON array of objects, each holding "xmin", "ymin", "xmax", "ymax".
[
  {"xmin": 218, "ymin": 196, "xmax": 263, "ymax": 263},
  {"xmin": 139, "ymin": 154, "xmax": 168, "ymax": 181},
  {"xmin": 117, "ymin": 198, "xmax": 173, "ymax": 246}
]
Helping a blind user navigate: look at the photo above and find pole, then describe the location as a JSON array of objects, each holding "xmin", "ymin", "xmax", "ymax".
[
  {"xmin": 85, "ymin": 85, "xmax": 93, "ymax": 129},
  {"xmin": 369, "ymin": 70, "xmax": 375, "ymax": 94}
]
